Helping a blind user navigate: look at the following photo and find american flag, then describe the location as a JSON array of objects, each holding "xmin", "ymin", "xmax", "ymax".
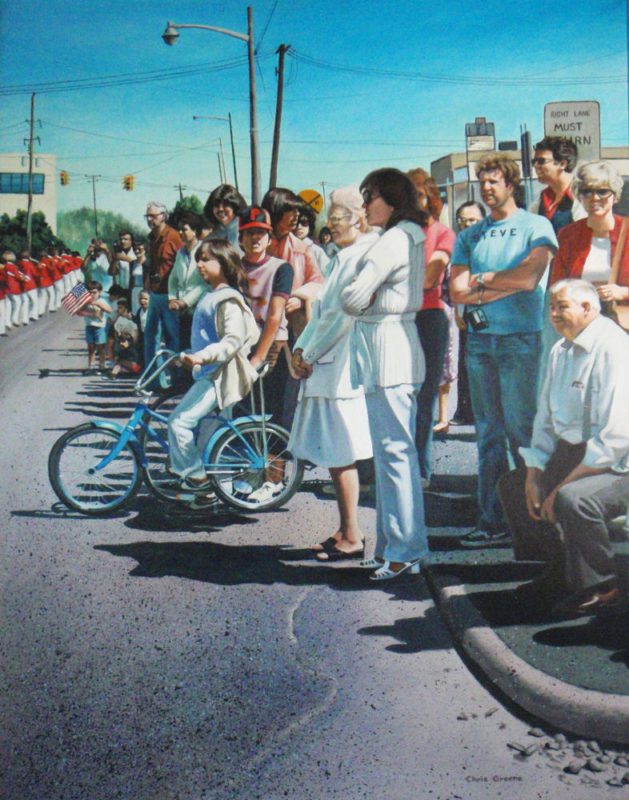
[{"xmin": 61, "ymin": 282, "xmax": 93, "ymax": 315}]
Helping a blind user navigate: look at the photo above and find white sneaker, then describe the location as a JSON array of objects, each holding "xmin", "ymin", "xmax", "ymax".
[{"xmin": 248, "ymin": 481, "xmax": 283, "ymax": 504}]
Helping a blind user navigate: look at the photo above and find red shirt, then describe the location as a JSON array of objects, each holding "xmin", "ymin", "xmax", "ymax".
[
  {"xmin": 38, "ymin": 257, "xmax": 53, "ymax": 288},
  {"xmin": 3, "ymin": 262, "xmax": 23, "ymax": 294},
  {"xmin": 421, "ymin": 220, "xmax": 456, "ymax": 311},
  {"xmin": 550, "ymin": 215, "xmax": 629, "ymax": 288},
  {"xmin": 146, "ymin": 225, "xmax": 182, "ymax": 294},
  {"xmin": 19, "ymin": 259, "xmax": 38, "ymax": 290},
  {"xmin": 48, "ymin": 256, "xmax": 63, "ymax": 282}
]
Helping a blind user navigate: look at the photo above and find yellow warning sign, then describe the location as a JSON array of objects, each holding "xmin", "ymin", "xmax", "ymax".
[{"xmin": 298, "ymin": 189, "xmax": 324, "ymax": 214}]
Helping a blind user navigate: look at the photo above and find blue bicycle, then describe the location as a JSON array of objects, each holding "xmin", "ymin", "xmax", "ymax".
[{"xmin": 48, "ymin": 350, "xmax": 304, "ymax": 516}]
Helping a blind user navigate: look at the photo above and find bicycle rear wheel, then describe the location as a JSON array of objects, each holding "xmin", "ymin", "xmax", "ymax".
[
  {"xmin": 48, "ymin": 423, "xmax": 142, "ymax": 515},
  {"xmin": 208, "ymin": 421, "xmax": 304, "ymax": 512},
  {"xmin": 138, "ymin": 392, "xmax": 181, "ymax": 502}
]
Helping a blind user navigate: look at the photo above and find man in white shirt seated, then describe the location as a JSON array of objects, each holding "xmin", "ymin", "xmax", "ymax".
[{"xmin": 498, "ymin": 278, "xmax": 629, "ymax": 618}]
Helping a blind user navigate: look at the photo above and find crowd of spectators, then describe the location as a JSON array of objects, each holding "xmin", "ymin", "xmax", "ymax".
[{"xmin": 4, "ymin": 137, "xmax": 628, "ymax": 609}]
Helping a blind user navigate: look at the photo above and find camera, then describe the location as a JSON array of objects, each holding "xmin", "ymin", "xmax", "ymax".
[{"xmin": 465, "ymin": 306, "xmax": 489, "ymax": 332}]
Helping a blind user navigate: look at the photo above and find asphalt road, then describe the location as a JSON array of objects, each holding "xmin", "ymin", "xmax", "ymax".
[{"xmin": 0, "ymin": 312, "xmax": 614, "ymax": 800}]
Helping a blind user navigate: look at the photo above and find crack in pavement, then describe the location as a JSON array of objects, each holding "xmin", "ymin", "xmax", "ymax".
[{"xmin": 206, "ymin": 584, "xmax": 340, "ymax": 799}]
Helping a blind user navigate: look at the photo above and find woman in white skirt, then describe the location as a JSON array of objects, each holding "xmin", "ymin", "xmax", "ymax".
[{"xmin": 289, "ymin": 185, "xmax": 378, "ymax": 561}]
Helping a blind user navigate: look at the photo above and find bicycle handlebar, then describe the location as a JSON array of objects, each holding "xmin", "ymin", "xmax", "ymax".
[{"xmin": 134, "ymin": 349, "xmax": 180, "ymax": 395}]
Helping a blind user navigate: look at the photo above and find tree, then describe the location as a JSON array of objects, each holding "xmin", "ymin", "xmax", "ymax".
[
  {"xmin": 57, "ymin": 208, "xmax": 146, "ymax": 254},
  {"xmin": 0, "ymin": 209, "xmax": 65, "ymax": 256},
  {"xmin": 169, "ymin": 195, "xmax": 204, "ymax": 229}
]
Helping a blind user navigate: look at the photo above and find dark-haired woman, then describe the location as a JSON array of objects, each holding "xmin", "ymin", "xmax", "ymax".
[
  {"xmin": 341, "ymin": 167, "xmax": 428, "ymax": 580},
  {"xmin": 167, "ymin": 239, "xmax": 259, "ymax": 506},
  {"xmin": 203, "ymin": 184, "xmax": 247, "ymax": 246},
  {"xmin": 407, "ymin": 168, "xmax": 456, "ymax": 485}
]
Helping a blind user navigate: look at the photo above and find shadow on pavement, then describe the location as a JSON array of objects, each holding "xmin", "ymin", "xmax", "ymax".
[
  {"xmin": 93, "ymin": 538, "xmax": 435, "ymax": 606},
  {"xmin": 358, "ymin": 604, "xmax": 454, "ymax": 653}
]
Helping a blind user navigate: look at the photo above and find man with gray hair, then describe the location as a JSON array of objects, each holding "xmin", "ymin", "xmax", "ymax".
[
  {"xmin": 143, "ymin": 201, "xmax": 182, "ymax": 376},
  {"xmin": 499, "ymin": 279, "xmax": 629, "ymax": 617}
]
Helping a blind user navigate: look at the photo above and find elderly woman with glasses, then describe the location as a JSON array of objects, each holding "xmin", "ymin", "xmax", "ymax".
[
  {"xmin": 289, "ymin": 186, "xmax": 379, "ymax": 561},
  {"xmin": 549, "ymin": 160, "xmax": 628, "ymax": 324},
  {"xmin": 341, "ymin": 168, "xmax": 428, "ymax": 581}
]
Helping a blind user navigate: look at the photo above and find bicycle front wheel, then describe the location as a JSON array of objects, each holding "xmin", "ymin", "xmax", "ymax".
[
  {"xmin": 209, "ymin": 421, "xmax": 304, "ymax": 512},
  {"xmin": 48, "ymin": 424, "xmax": 142, "ymax": 515}
]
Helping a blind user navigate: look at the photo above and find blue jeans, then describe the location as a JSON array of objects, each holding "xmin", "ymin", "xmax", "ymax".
[
  {"xmin": 144, "ymin": 292, "xmax": 180, "ymax": 383},
  {"xmin": 415, "ymin": 308, "xmax": 450, "ymax": 480},
  {"xmin": 467, "ymin": 332, "xmax": 541, "ymax": 531}
]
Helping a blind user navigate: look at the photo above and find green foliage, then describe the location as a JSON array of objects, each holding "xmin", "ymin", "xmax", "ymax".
[
  {"xmin": 57, "ymin": 207, "xmax": 146, "ymax": 254},
  {"xmin": 169, "ymin": 195, "xmax": 204, "ymax": 228},
  {"xmin": 0, "ymin": 209, "xmax": 65, "ymax": 256}
]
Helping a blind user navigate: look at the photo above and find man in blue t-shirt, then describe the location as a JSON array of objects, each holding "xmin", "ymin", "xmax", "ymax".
[{"xmin": 451, "ymin": 154, "xmax": 558, "ymax": 548}]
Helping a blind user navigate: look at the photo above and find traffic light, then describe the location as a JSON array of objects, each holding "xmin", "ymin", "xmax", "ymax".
[
  {"xmin": 123, "ymin": 174, "xmax": 134, "ymax": 191},
  {"xmin": 59, "ymin": 170, "xmax": 69, "ymax": 186}
]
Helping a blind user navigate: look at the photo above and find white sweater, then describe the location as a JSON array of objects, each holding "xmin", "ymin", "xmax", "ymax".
[{"xmin": 341, "ymin": 221, "xmax": 426, "ymax": 390}]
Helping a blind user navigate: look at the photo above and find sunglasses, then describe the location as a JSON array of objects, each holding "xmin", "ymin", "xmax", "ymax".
[
  {"xmin": 579, "ymin": 188, "xmax": 614, "ymax": 199},
  {"xmin": 532, "ymin": 157, "xmax": 556, "ymax": 166},
  {"xmin": 361, "ymin": 189, "xmax": 380, "ymax": 205}
]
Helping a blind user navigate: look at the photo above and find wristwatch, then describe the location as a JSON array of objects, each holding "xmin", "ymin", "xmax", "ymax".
[{"xmin": 476, "ymin": 273, "xmax": 486, "ymax": 288}]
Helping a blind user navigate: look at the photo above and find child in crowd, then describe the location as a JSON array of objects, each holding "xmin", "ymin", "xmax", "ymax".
[
  {"xmin": 78, "ymin": 280, "xmax": 112, "ymax": 374},
  {"xmin": 167, "ymin": 239, "xmax": 259, "ymax": 509},
  {"xmin": 111, "ymin": 298, "xmax": 141, "ymax": 377},
  {"xmin": 134, "ymin": 290, "xmax": 149, "ymax": 365}
]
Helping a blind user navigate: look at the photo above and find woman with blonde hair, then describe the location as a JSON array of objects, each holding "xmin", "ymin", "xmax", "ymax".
[
  {"xmin": 548, "ymin": 160, "xmax": 628, "ymax": 337},
  {"xmin": 289, "ymin": 185, "xmax": 379, "ymax": 560}
]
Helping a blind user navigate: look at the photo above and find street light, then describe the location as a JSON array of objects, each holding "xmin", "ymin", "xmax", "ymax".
[
  {"xmin": 193, "ymin": 114, "xmax": 239, "ymax": 191},
  {"xmin": 162, "ymin": 7, "xmax": 260, "ymax": 203}
]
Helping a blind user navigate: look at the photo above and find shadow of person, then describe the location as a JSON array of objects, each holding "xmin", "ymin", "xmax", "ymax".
[
  {"xmin": 358, "ymin": 603, "xmax": 451, "ymax": 654},
  {"xmin": 93, "ymin": 538, "xmax": 430, "ymax": 602}
]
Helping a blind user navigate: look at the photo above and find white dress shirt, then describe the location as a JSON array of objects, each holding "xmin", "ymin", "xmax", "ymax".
[{"xmin": 520, "ymin": 314, "xmax": 629, "ymax": 473}]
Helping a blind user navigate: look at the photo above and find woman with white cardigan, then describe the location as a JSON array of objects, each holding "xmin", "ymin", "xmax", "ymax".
[
  {"xmin": 289, "ymin": 186, "xmax": 378, "ymax": 561},
  {"xmin": 341, "ymin": 168, "xmax": 428, "ymax": 580}
]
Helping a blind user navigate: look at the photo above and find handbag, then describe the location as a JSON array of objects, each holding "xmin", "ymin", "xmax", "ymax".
[{"xmin": 604, "ymin": 217, "xmax": 629, "ymax": 332}]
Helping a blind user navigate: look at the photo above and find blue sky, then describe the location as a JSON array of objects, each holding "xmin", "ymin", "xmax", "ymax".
[{"xmin": 1, "ymin": 0, "xmax": 627, "ymax": 229}]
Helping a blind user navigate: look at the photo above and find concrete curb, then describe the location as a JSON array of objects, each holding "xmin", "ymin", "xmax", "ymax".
[{"xmin": 425, "ymin": 567, "xmax": 629, "ymax": 745}]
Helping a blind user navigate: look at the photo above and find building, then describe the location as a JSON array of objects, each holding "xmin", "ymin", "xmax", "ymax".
[
  {"xmin": 0, "ymin": 153, "xmax": 58, "ymax": 233},
  {"xmin": 430, "ymin": 117, "xmax": 629, "ymax": 227}
]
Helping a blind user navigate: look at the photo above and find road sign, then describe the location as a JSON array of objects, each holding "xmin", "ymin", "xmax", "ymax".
[
  {"xmin": 299, "ymin": 189, "xmax": 324, "ymax": 214},
  {"xmin": 544, "ymin": 101, "xmax": 601, "ymax": 161}
]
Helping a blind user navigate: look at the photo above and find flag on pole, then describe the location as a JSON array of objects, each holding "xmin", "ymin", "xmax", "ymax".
[{"xmin": 61, "ymin": 282, "xmax": 93, "ymax": 315}]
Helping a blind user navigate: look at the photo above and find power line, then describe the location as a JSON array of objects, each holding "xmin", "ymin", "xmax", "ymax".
[
  {"xmin": 255, "ymin": 0, "xmax": 279, "ymax": 54},
  {"xmin": 290, "ymin": 49, "xmax": 626, "ymax": 87},
  {"xmin": 0, "ymin": 52, "xmax": 274, "ymax": 96}
]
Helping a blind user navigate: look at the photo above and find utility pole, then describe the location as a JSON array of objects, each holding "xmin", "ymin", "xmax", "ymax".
[
  {"xmin": 25, "ymin": 93, "xmax": 39, "ymax": 253},
  {"xmin": 217, "ymin": 153, "xmax": 224, "ymax": 184},
  {"xmin": 178, "ymin": 183, "xmax": 184, "ymax": 201},
  {"xmin": 218, "ymin": 138, "xmax": 228, "ymax": 186},
  {"xmin": 269, "ymin": 44, "xmax": 289, "ymax": 191},
  {"xmin": 247, "ymin": 6, "xmax": 261, "ymax": 203},
  {"xmin": 227, "ymin": 113, "xmax": 238, "ymax": 190},
  {"xmin": 88, "ymin": 175, "xmax": 101, "ymax": 237}
]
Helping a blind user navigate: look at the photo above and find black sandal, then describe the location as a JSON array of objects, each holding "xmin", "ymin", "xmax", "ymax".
[{"xmin": 315, "ymin": 544, "xmax": 365, "ymax": 562}]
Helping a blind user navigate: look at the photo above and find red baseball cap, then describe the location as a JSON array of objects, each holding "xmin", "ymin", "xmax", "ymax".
[{"xmin": 238, "ymin": 206, "xmax": 272, "ymax": 232}]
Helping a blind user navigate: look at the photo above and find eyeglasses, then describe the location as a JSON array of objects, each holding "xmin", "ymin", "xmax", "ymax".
[
  {"xmin": 579, "ymin": 188, "xmax": 614, "ymax": 199},
  {"xmin": 532, "ymin": 157, "xmax": 556, "ymax": 167},
  {"xmin": 456, "ymin": 216, "xmax": 480, "ymax": 225},
  {"xmin": 361, "ymin": 189, "xmax": 380, "ymax": 205},
  {"xmin": 327, "ymin": 214, "xmax": 351, "ymax": 225},
  {"xmin": 144, "ymin": 212, "xmax": 164, "ymax": 220}
]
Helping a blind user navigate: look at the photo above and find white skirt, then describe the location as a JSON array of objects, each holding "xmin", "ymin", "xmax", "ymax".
[{"xmin": 288, "ymin": 395, "xmax": 373, "ymax": 468}]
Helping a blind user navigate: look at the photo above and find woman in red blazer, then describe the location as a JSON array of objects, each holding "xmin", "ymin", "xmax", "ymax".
[{"xmin": 550, "ymin": 160, "xmax": 628, "ymax": 302}]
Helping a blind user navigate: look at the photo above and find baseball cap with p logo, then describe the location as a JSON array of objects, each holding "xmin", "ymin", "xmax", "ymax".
[{"xmin": 238, "ymin": 206, "xmax": 273, "ymax": 232}]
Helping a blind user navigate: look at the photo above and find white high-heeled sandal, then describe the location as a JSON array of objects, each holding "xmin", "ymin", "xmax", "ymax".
[
  {"xmin": 360, "ymin": 557, "xmax": 384, "ymax": 569},
  {"xmin": 369, "ymin": 560, "xmax": 421, "ymax": 581}
]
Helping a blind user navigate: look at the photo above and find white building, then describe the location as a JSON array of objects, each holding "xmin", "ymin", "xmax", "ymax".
[{"xmin": 0, "ymin": 152, "xmax": 57, "ymax": 233}]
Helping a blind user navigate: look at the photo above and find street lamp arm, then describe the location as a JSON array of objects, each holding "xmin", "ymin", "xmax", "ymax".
[{"xmin": 165, "ymin": 21, "xmax": 249, "ymax": 43}]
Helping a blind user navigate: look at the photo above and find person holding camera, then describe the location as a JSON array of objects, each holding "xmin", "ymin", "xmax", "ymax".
[
  {"xmin": 83, "ymin": 239, "xmax": 113, "ymax": 298},
  {"xmin": 450, "ymin": 154, "xmax": 558, "ymax": 548},
  {"xmin": 109, "ymin": 231, "xmax": 136, "ymax": 300}
]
